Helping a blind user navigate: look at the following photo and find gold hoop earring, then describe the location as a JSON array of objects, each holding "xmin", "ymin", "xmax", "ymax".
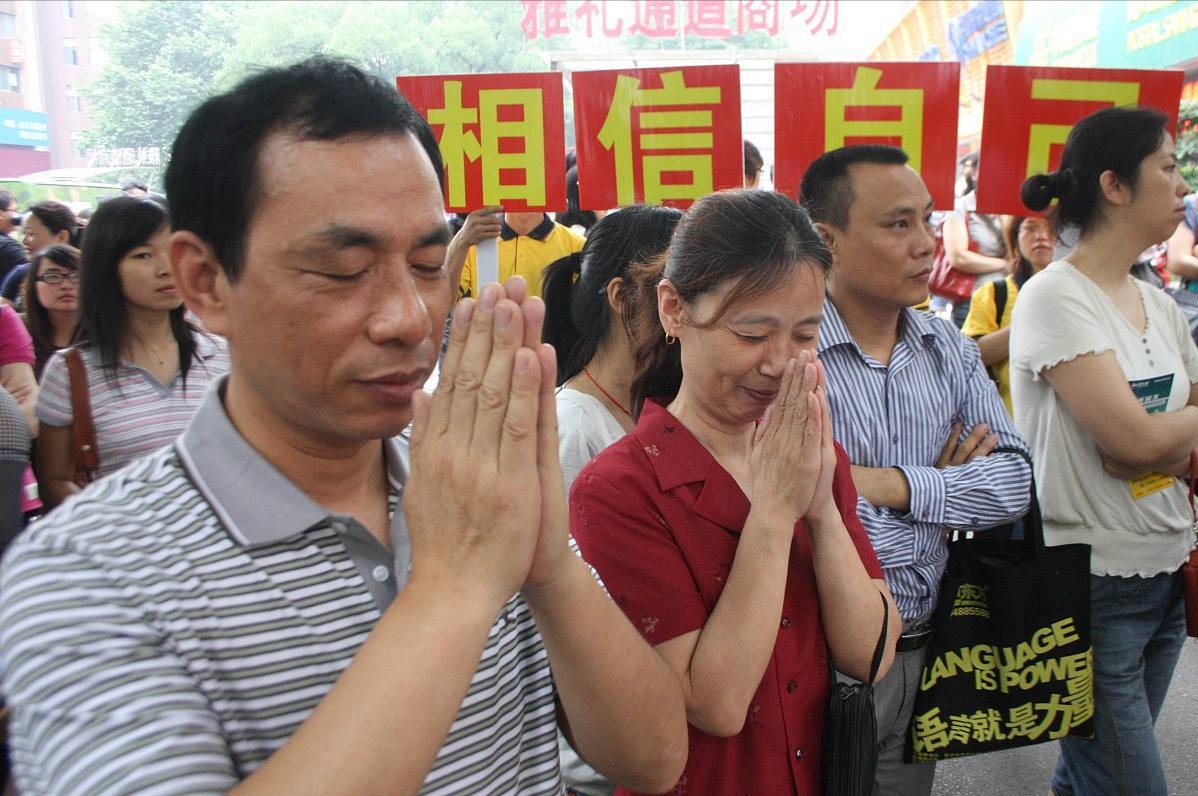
[{"xmin": 665, "ymin": 332, "xmax": 677, "ymax": 346}]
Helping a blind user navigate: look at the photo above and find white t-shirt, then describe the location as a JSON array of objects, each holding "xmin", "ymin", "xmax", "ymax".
[
  {"xmin": 554, "ymin": 386, "xmax": 624, "ymax": 796},
  {"xmin": 1010, "ymin": 261, "xmax": 1198, "ymax": 577},
  {"xmin": 556, "ymin": 387, "xmax": 626, "ymax": 494}
]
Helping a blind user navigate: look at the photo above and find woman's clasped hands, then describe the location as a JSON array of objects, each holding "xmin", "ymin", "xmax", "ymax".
[{"xmin": 750, "ymin": 349, "xmax": 839, "ymax": 528}]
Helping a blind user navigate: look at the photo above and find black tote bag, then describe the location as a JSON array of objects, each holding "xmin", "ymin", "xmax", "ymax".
[{"xmin": 909, "ymin": 457, "xmax": 1094, "ymax": 761}]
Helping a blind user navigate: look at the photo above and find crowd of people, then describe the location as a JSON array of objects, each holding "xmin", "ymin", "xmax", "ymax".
[{"xmin": 0, "ymin": 56, "xmax": 1190, "ymax": 796}]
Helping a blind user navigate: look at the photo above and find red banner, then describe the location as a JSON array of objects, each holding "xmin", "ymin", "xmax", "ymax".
[
  {"xmin": 395, "ymin": 72, "xmax": 566, "ymax": 213},
  {"xmin": 573, "ymin": 65, "xmax": 742, "ymax": 210},
  {"xmin": 774, "ymin": 62, "xmax": 961, "ymax": 210},
  {"xmin": 977, "ymin": 65, "xmax": 1184, "ymax": 216}
]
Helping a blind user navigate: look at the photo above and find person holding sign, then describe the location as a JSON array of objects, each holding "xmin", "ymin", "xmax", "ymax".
[
  {"xmin": 1012, "ymin": 106, "xmax": 1198, "ymax": 796},
  {"xmin": 570, "ymin": 190, "xmax": 899, "ymax": 796},
  {"xmin": 0, "ymin": 58, "xmax": 687, "ymax": 796},
  {"xmin": 799, "ymin": 144, "xmax": 1032, "ymax": 796},
  {"xmin": 451, "ymin": 208, "xmax": 585, "ymax": 299}
]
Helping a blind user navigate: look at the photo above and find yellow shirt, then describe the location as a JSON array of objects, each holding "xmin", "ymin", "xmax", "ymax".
[
  {"xmin": 459, "ymin": 217, "xmax": 585, "ymax": 299},
  {"xmin": 961, "ymin": 276, "xmax": 1019, "ymax": 416}
]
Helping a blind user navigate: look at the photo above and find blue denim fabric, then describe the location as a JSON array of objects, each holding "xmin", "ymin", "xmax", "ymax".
[{"xmin": 1051, "ymin": 571, "xmax": 1186, "ymax": 796}]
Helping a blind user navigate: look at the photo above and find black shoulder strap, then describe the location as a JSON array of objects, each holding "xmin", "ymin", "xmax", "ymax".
[
  {"xmin": 993, "ymin": 278, "xmax": 1008, "ymax": 327},
  {"xmin": 866, "ymin": 590, "xmax": 890, "ymax": 684}
]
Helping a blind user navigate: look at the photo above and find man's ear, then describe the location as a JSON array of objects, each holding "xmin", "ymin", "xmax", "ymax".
[
  {"xmin": 171, "ymin": 230, "xmax": 233, "ymax": 339},
  {"xmin": 813, "ymin": 221, "xmax": 838, "ymax": 254}
]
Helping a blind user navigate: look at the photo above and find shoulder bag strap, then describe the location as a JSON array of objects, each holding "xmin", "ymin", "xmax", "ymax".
[
  {"xmin": 993, "ymin": 278, "xmax": 1008, "ymax": 327},
  {"xmin": 64, "ymin": 347, "xmax": 99, "ymax": 482},
  {"xmin": 866, "ymin": 590, "xmax": 890, "ymax": 685}
]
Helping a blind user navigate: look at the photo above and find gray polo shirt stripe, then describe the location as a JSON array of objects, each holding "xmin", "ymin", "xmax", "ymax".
[{"xmin": 0, "ymin": 380, "xmax": 562, "ymax": 796}]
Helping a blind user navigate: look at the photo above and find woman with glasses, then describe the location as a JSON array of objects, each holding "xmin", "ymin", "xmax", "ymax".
[
  {"xmin": 961, "ymin": 215, "xmax": 1058, "ymax": 416},
  {"xmin": 2, "ymin": 201, "xmax": 81, "ymax": 311},
  {"xmin": 34, "ymin": 196, "xmax": 227, "ymax": 509},
  {"xmin": 23, "ymin": 244, "xmax": 82, "ymax": 380}
]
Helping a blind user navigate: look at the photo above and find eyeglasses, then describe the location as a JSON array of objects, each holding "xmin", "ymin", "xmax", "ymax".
[{"xmin": 35, "ymin": 272, "xmax": 81, "ymax": 285}]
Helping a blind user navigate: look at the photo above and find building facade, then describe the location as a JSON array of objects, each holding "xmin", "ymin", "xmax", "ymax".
[{"xmin": 0, "ymin": 0, "xmax": 107, "ymax": 175}]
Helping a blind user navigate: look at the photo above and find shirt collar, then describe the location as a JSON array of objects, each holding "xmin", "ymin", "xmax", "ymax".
[
  {"xmin": 499, "ymin": 213, "xmax": 554, "ymax": 241},
  {"xmin": 176, "ymin": 375, "xmax": 409, "ymax": 548},
  {"xmin": 818, "ymin": 297, "xmax": 938, "ymax": 358},
  {"xmin": 634, "ymin": 399, "xmax": 751, "ymax": 533},
  {"xmin": 194, "ymin": 332, "xmax": 222, "ymax": 361}
]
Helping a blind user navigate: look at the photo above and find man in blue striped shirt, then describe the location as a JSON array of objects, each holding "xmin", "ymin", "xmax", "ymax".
[{"xmin": 800, "ymin": 145, "xmax": 1031, "ymax": 796}]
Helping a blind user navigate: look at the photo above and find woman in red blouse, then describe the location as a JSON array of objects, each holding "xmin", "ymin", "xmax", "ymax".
[{"xmin": 570, "ymin": 190, "xmax": 900, "ymax": 796}]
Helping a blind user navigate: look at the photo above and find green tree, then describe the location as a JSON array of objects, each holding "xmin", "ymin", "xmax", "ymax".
[
  {"xmin": 216, "ymin": 1, "xmax": 545, "ymax": 89},
  {"xmin": 83, "ymin": 0, "xmax": 548, "ymax": 174},
  {"xmin": 82, "ymin": 2, "xmax": 238, "ymax": 154}
]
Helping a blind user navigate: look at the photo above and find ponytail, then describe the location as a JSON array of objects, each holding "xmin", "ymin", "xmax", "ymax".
[
  {"xmin": 541, "ymin": 205, "xmax": 682, "ymax": 388},
  {"xmin": 540, "ymin": 251, "xmax": 585, "ymax": 385}
]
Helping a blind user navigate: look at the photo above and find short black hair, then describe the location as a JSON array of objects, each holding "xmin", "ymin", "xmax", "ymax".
[
  {"xmin": 27, "ymin": 200, "xmax": 80, "ymax": 247},
  {"xmin": 743, "ymin": 139, "xmax": 763, "ymax": 180},
  {"xmin": 799, "ymin": 145, "xmax": 909, "ymax": 229},
  {"xmin": 0, "ymin": 190, "xmax": 14, "ymax": 213},
  {"xmin": 165, "ymin": 56, "xmax": 444, "ymax": 281},
  {"xmin": 121, "ymin": 179, "xmax": 149, "ymax": 193}
]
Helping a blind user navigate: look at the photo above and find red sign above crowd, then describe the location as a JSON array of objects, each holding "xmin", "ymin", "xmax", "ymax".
[
  {"xmin": 393, "ymin": 61, "xmax": 1186, "ymax": 216},
  {"xmin": 977, "ymin": 65, "xmax": 1185, "ymax": 216},
  {"xmin": 395, "ymin": 72, "xmax": 566, "ymax": 213},
  {"xmin": 573, "ymin": 65, "xmax": 744, "ymax": 209},
  {"xmin": 774, "ymin": 62, "xmax": 961, "ymax": 209}
]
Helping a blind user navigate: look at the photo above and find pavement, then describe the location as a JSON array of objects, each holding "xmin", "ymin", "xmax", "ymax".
[{"xmin": 931, "ymin": 637, "xmax": 1198, "ymax": 795}]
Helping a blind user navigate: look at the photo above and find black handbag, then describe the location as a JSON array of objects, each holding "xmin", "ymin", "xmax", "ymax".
[
  {"xmin": 908, "ymin": 451, "xmax": 1093, "ymax": 761},
  {"xmin": 824, "ymin": 590, "xmax": 890, "ymax": 796}
]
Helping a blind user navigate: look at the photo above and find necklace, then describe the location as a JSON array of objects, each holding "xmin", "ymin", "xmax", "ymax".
[{"xmin": 582, "ymin": 367, "xmax": 631, "ymax": 418}]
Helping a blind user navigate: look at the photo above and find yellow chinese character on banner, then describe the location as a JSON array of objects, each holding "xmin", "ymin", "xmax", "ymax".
[
  {"xmin": 947, "ymin": 714, "xmax": 973, "ymax": 745},
  {"xmin": 1005, "ymin": 702, "xmax": 1041, "ymax": 739},
  {"xmin": 429, "ymin": 81, "xmax": 547, "ymax": 208},
  {"xmin": 597, "ymin": 70, "xmax": 721, "ymax": 205},
  {"xmin": 825, "ymin": 67, "xmax": 924, "ymax": 171},
  {"xmin": 1025, "ymin": 78, "xmax": 1141, "ymax": 179},
  {"xmin": 1063, "ymin": 663, "xmax": 1095, "ymax": 725},
  {"xmin": 966, "ymin": 708, "xmax": 1006, "ymax": 743},
  {"xmin": 911, "ymin": 707, "xmax": 951, "ymax": 754}
]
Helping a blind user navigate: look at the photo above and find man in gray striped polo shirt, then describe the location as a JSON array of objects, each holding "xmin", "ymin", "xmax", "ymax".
[{"xmin": 0, "ymin": 59, "xmax": 686, "ymax": 796}]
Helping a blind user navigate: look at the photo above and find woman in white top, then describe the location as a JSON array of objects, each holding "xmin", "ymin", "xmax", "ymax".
[
  {"xmin": 540, "ymin": 204, "xmax": 680, "ymax": 796},
  {"xmin": 1011, "ymin": 106, "xmax": 1197, "ymax": 796},
  {"xmin": 543, "ymin": 205, "xmax": 682, "ymax": 492}
]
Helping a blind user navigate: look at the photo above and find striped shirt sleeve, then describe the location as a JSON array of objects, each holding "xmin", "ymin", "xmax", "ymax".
[
  {"xmin": 894, "ymin": 336, "xmax": 1031, "ymax": 529},
  {"xmin": 34, "ymin": 350, "xmax": 72, "ymax": 427},
  {"xmin": 0, "ymin": 537, "xmax": 238, "ymax": 796}
]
